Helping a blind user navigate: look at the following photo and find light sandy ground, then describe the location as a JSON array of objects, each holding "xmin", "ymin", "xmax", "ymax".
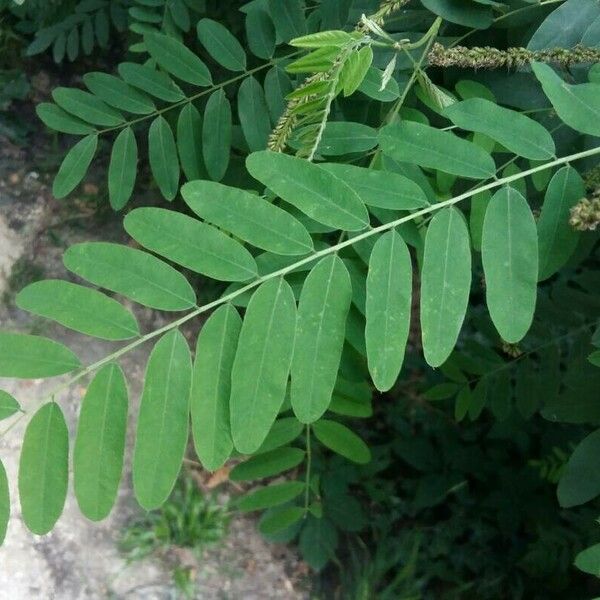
[{"xmin": 0, "ymin": 150, "xmax": 307, "ymax": 599}]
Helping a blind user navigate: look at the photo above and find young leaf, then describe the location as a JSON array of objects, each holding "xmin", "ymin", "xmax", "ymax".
[
  {"xmin": 246, "ymin": 150, "xmax": 369, "ymax": 231},
  {"xmin": 420, "ymin": 208, "xmax": 472, "ymax": 368},
  {"xmin": 267, "ymin": 0, "xmax": 306, "ymax": 42},
  {"xmin": 202, "ymin": 90, "xmax": 231, "ymax": 181},
  {"xmin": 312, "ymin": 419, "xmax": 371, "ymax": 464},
  {"xmin": 83, "ymin": 72, "xmax": 156, "ymax": 114},
  {"xmin": 52, "ymin": 88, "xmax": 124, "ymax": 126},
  {"xmin": 341, "ymin": 45, "xmax": 373, "ymax": 96},
  {"xmin": 444, "ymin": 98, "xmax": 555, "ymax": 160},
  {"xmin": 366, "ymin": 230, "xmax": 412, "ymax": 392},
  {"xmin": 191, "ymin": 304, "xmax": 241, "ymax": 472},
  {"xmin": 197, "ymin": 18, "xmax": 247, "ymax": 72},
  {"xmin": 16, "ymin": 279, "xmax": 139, "ymax": 340},
  {"xmin": 133, "ymin": 330, "xmax": 192, "ymax": 510},
  {"xmin": 19, "ymin": 402, "xmax": 69, "ymax": 535},
  {"xmin": 177, "ymin": 103, "xmax": 205, "ymax": 181},
  {"xmin": 291, "ymin": 256, "xmax": 352, "ymax": 423},
  {"xmin": 36, "ymin": 103, "xmax": 96, "ymax": 135},
  {"xmin": 379, "ymin": 121, "xmax": 496, "ymax": 180},
  {"xmin": 0, "ymin": 390, "xmax": 20, "ymax": 420},
  {"xmin": 238, "ymin": 482, "xmax": 306, "ymax": 516},
  {"xmin": 182, "ymin": 180, "xmax": 314, "ymax": 256},
  {"xmin": 558, "ymin": 429, "xmax": 600, "ymax": 507},
  {"xmin": 118, "ymin": 62, "xmax": 185, "ymax": 102},
  {"xmin": 537, "ymin": 166, "xmax": 584, "ymax": 281},
  {"xmin": 124, "ymin": 207, "xmax": 258, "ymax": 282},
  {"xmin": 230, "ymin": 278, "xmax": 297, "ymax": 454},
  {"xmin": 532, "ymin": 62, "xmax": 600, "ymax": 137},
  {"xmin": 230, "ymin": 447, "xmax": 305, "ymax": 481},
  {"xmin": 237, "ymin": 76, "xmax": 272, "ymax": 152},
  {"xmin": 290, "ymin": 30, "xmax": 353, "ymax": 48},
  {"xmin": 52, "ymin": 134, "xmax": 98, "ymax": 199},
  {"xmin": 482, "ymin": 187, "xmax": 538, "ymax": 343},
  {"xmin": 144, "ymin": 32, "xmax": 212, "ymax": 86},
  {"xmin": 148, "ymin": 116, "xmax": 180, "ymax": 201},
  {"xmin": 0, "ymin": 460, "xmax": 7, "ymax": 545},
  {"xmin": 108, "ymin": 126, "xmax": 138, "ymax": 210},
  {"xmin": 0, "ymin": 333, "xmax": 80, "ymax": 378},
  {"xmin": 74, "ymin": 363, "xmax": 128, "ymax": 521},
  {"xmin": 321, "ymin": 163, "xmax": 429, "ymax": 210},
  {"xmin": 63, "ymin": 242, "xmax": 197, "ymax": 311}
]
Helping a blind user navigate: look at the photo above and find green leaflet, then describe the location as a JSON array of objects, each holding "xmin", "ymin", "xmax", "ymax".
[
  {"xmin": 575, "ymin": 543, "xmax": 600, "ymax": 577},
  {"xmin": 52, "ymin": 134, "xmax": 98, "ymax": 199},
  {"xmin": 191, "ymin": 304, "xmax": 241, "ymax": 472},
  {"xmin": 379, "ymin": 121, "xmax": 496, "ymax": 180},
  {"xmin": 230, "ymin": 278, "xmax": 297, "ymax": 454},
  {"xmin": 148, "ymin": 116, "xmax": 180, "ymax": 201},
  {"xmin": 197, "ymin": 18, "xmax": 246, "ymax": 72},
  {"xmin": 257, "ymin": 417, "xmax": 304, "ymax": 454},
  {"xmin": 312, "ymin": 419, "xmax": 371, "ymax": 465},
  {"xmin": 19, "ymin": 402, "xmax": 69, "ymax": 535},
  {"xmin": 0, "ymin": 390, "xmax": 21, "ymax": 420},
  {"xmin": 108, "ymin": 126, "xmax": 137, "ymax": 210},
  {"xmin": 236, "ymin": 481, "xmax": 305, "ymax": 511},
  {"xmin": 299, "ymin": 515, "xmax": 338, "ymax": 571},
  {"xmin": 246, "ymin": 150, "xmax": 369, "ymax": 231},
  {"xmin": 177, "ymin": 103, "xmax": 205, "ymax": 181},
  {"xmin": 0, "ymin": 333, "xmax": 80, "ymax": 378},
  {"xmin": 264, "ymin": 66, "xmax": 293, "ymax": 123},
  {"xmin": 341, "ymin": 46, "xmax": 373, "ymax": 96},
  {"xmin": 83, "ymin": 72, "xmax": 155, "ymax": 114},
  {"xmin": 532, "ymin": 62, "xmax": 600, "ymax": 137},
  {"xmin": 267, "ymin": 0, "xmax": 306, "ymax": 42},
  {"xmin": 118, "ymin": 62, "xmax": 185, "ymax": 102},
  {"xmin": 420, "ymin": 208, "xmax": 472, "ymax": 368},
  {"xmin": 421, "ymin": 0, "xmax": 493, "ymax": 28},
  {"xmin": 290, "ymin": 30, "xmax": 353, "ymax": 48},
  {"xmin": 291, "ymin": 256, "xmax": 352, "ymax": 423},
  {"xmin": 36, "ymin": 102, "xmax": 96, "ymax": 135},
  {"xmin": 482, "ymin": 187, "xmax": 538, "ymax": 343},
  {"xmin": 245, "ymin": 9, "xmax": 275, "ymax": 59},
  {"xmin": 52, "ymin": 87, "xmax": 124, "ymax": 126},
  {"xmin": 202, "ymin": 90, "xmax": 231, "ymax": 181},
  {"xmin": 358, "ymin": 66, "xmax": 399, "ymax": 102},
  {"xmin": 0, "ymin": 459, "xmax": 7, "ymax": 544},
  {"xmin": 320, "ymin": 163, "xmax": 429, "ymax": 210},
  {"xmin": 558, "ymin": 429, "xmax": 600, "ymax": 508},
  {"xmin": 259, "ymin": 506, "xmax": 305, "ymax": 535},
  {"xmin": 182, "ymin": 180, "xmax": 314, "ymax": 256},
  {"xmin": 133, "ymin": 330, "xmax": 192, "ymax": 510},
  {"xmin": 16, "ymin": 279, "xmax": 139, "ymax": 340},
  {"xmin": 124, "ymin": 207, "xmax": 258, "ymax": 282},
  {"xmin": 366, "ymin": 231, "xmax": 412, "ymax": 392},
  {"xmin": 309, "ymin": 122, "xmax": 377, "ymax": 156},
  {"xmin": 444, "ymin": 98, "xmax": 555, "ymax": 160},
  {"xmin": 230, "ymin": 447, "xmax": 305, "ymax": 481},
  {"xmin": 537, "ymin": 166, "xmax": 584, "ymax": 281},
  {"xmin": 74, "ymin": 363, "xmax": 128, "ymax": 521},
  {"xmin": 144, "ymin": 32, "xmax": 212, "ymax": 86},
  {"xmin": 64, "ymin": 242, "xmax": 196, "ymax": 311},
  {"xmin": 237, "ymin": 76, "xmax": 272, "ymax": 152}
]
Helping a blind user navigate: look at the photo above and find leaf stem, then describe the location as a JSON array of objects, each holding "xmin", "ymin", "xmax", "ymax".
[{"xmin": 304, "ymin": 424, "xmax": 312, "ymax": 512}]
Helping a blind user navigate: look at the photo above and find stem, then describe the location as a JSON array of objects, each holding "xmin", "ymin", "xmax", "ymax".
[
  {"xmin": 304, "ymin": 424, "xmax": 312, "ymax": 512},
  {"xmin": 3, "ymin": 142, "xmax": 598, "ymax": 433}
]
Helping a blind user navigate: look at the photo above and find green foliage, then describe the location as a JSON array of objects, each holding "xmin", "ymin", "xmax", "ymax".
[{"xmin": 1, "ymin": 0, "xmax": 600, "ymax": 594}]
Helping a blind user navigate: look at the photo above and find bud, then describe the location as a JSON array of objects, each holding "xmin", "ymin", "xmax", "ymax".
[{"xmin": 569, "ymin": 193, "xmax": 600, "ymax": 232}]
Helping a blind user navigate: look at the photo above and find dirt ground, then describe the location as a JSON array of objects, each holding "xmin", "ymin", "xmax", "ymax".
[{"xmin": 0, "ymin": 135, "xmax": 309, "ymax": 600}]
